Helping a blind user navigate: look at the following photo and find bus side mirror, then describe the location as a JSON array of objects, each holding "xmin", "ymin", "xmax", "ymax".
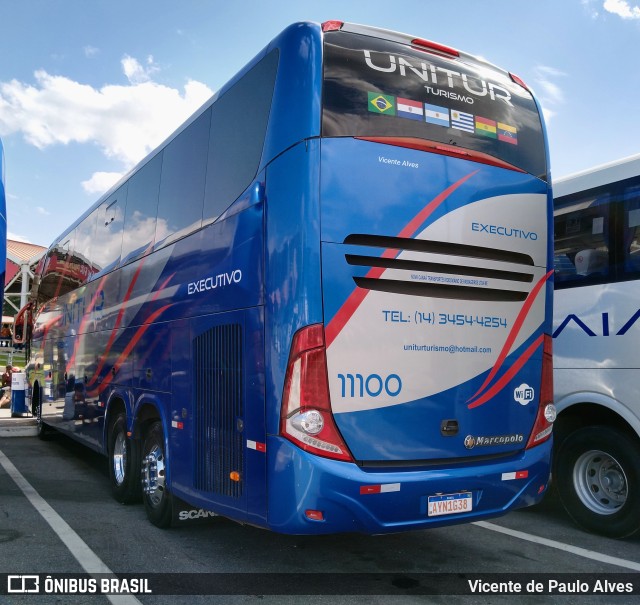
[
  {"xmin": 12, "ymin": 303, "xmax": 32, "ymax": 345},
  {"xmin": 30, "ymin": 275, "xmax": 40, "ymax": 299}
]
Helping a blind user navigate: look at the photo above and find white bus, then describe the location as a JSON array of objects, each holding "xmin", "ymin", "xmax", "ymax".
[{"xmin": 553, "ymin": 154, "xmax": 640, "ymax": 538}]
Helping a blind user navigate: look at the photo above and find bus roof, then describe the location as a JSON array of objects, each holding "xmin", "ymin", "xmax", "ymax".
[
  {"xmin": 553, "ymin": 153, "xmax": 640, "ymax": 199},
  {"xmin": 336, "ymin": 21, "xmax": 510, "ymax": 78}
]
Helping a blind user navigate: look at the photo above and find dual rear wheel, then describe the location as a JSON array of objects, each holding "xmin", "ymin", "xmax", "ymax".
[{"xmin": 108, "ymin": 416, "xmax": 172, "ymax": 528}]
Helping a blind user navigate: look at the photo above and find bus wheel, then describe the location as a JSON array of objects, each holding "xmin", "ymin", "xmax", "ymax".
[
  {"xmin": 34, "ymin": 388, "xmax": 53, "ymax": 441},
  {"xmin": 142, "ymin": 421, "xmax": 172, "ymax": 528},
  {"xmin": 108, "ymin": 413, "xmax": 141, "ymax": 504},
  {"xmin": 556, "ymin": 426, "xmax": 640, "ymax": 538}
]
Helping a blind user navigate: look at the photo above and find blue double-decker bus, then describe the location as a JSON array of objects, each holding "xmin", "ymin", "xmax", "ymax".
[{"xmin": 17, "ymin": 21, "xmax": 555, "ymax": 533}]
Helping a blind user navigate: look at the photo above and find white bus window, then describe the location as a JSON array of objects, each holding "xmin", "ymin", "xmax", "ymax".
[
  {"xmin": 554, "ymin": 198, "xmax": 610, "ymax": 284},
  {"xmin": 623, "ymin": 185, "xmax": 640, "ymax": 273}
]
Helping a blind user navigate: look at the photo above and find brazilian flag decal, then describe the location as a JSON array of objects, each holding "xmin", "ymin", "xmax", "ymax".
[{"xmin": 368, "ymin": 92, "xmax": 395, "ymax": 115}]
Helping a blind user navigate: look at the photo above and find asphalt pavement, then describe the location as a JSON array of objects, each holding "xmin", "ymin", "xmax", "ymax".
[{"xmin": 0, "ymin": 403, "xmax": 37, "ymax": 437}]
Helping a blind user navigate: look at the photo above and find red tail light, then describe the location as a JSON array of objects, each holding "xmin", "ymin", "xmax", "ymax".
[
  {"xmin": 509, "ymin": 72, "xmax": 531, "ymax": 93},
  {"xmin": 280, "ymin": 324, "xmax": 353, "ymax": 462},
  {"xmin": 526, "ymin": 334, "xmax": 556, "ymax": 449},
  {"xmin": 322, "ymin": 21, "xmax": 343, "ymax": 32},
  {"xmin": 411, "ymin": 38, "xmax": 459, "ymax": 57}
]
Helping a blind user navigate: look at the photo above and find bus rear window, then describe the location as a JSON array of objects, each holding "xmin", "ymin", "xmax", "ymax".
[{"xmin": 322, "ymin": 31, "xmax": 547, "ymax": 181}]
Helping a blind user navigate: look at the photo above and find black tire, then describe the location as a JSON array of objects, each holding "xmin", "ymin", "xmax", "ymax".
[
  {"xmin": 141, "ymin": 421, "xmax": 172, "ymax": 528},
  {"xmin": 34, "ymin": 386, "xmax": 53, "ymax": 441},
  {"xmin": 108, "ymin": 413, "xmax": 142, "ymax": 504},
  {"xmin": 555, "ymin": 425, "xmax": 640, "ymax": 538}
]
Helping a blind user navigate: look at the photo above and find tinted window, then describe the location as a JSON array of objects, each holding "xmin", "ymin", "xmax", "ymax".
[
  {"xmin": 122, "ymin": 152, "xmax": 162, "ymax": 263},
  {"xmin": 203, "ymin": 49, "xmax": 278, "ymax": 223},
  {"xmin": 38, "ymin": 232, "xmax": 76, "ymax": 302},
  {"xmin": 156, "ymin": 111, "xmax": 210, "ymax": 248},
  {"xmin": 553, "ymin": 175, "xmax": 640, "ymax": 288},
  {"xmin": 74, "ymin": 211, "xmax": 98, "ymax": 281},
  {"xmin": 623, "ymin": 184, "xmax": 640, "ymax": 274},
  {"xmin": 93, "ymin": 184, "xmax": 127, "ymax": 274},
  {"xmin": 554, "ymin": 195, "xmax": 610, "ymax": 286},
  {"xmin": 323, "ymin": 32, "xmax": 547, "ymax": 180}
]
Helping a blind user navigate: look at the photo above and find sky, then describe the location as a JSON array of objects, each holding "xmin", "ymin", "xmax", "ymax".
[{"xmin": 1, "ymin": 0, "xmax": 639, "ymax": 246}]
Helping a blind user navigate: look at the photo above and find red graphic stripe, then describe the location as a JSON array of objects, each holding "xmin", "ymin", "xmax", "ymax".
[
  {"xmin": 467, "ymin": 269, "xmax": 553, "ymax": 406},
  {"xmin": 87, "ymin": 303, "xmax": 173, "ymax": 397},
  {"xmin": 39, "ymin": 314, "xmax": 62, "ymax": 356},
  {"xmin": 325, "ymin": 170, "xmax": 479, "ymax": 348},
  {"xmin": 467, "ymin": 334, "xmax": 543, "ymax": 409},
  {"xmin": 66, "ymin": 275, "xmax": 110, "ymax": 374},
  {"xmin": 85, "ymin": 262, "xmax": 148, "ymax": 388}
]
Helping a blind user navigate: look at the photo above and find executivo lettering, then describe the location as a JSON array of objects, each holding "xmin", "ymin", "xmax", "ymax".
[
  {"xmin": 187, "ymin": 269, "xmax": 242, "ymax": 295},
  {"xmin": 472, "ymin": 222, "xmax": 538, "ymax": 240}
]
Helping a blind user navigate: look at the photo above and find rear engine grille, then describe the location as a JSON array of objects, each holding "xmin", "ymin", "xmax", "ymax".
[
  {"xmin": 194, "ymin": 323, "xmax": 243, "ymax": 498},
  {"xmin": 344, "ymin": 234, "xmax": 534, "ymax": 302}
]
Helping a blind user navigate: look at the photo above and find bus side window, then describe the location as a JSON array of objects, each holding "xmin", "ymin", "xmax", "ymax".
[
  {"xmin": 93, "ymin": 185, "xmax": 127, "ymax": 275},
  {"xmin": 554, "ymin": 199, "xmax": 610, "ymax": 286},
  {"xmin": 624, "ymin": 192, "xmax": 640, "ymax": 274},
  {"xmin": 75, "ymin": 211, "xmax": 99, "ymax": 283},
  {"xmin": 203, "ymin": 49, "xmax": 278, "ymax": 224},
  {"xmin": 121, "ymin": 151, "xmax": 162, "ymax": 265},
  {"xmin": 37, "ymin": 234, "xmax": 77, "ymax": 302},
  {"xmin": 154, "ymin": 111, "xmax": 210, "ymax": 250}
]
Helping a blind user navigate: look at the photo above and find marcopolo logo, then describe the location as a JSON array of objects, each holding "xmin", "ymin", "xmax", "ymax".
[
  {"xmin": 464, "ymin": 434, "xmax": 524, "ymax": 449},
  {"xmin": 514, "ymin": 383, "xmax": 534, "ymax": 406}
]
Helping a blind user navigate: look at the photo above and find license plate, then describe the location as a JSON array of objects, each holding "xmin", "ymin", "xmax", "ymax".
[{"xmin": 427, "ymin": 492, "xmax": 472, "ymax": 517}]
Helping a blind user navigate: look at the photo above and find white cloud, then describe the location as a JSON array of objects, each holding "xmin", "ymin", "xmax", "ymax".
[
  {"xmin": 604, "ymin": 0, "xmax": 640, "ymax": 18},
  {"xmin": 0, "ymin": 56, "xmax": 213, "ymax": 168},
  {"xmin": 533, "ymin": 65, "xmax": 566, "ymax": 123},
  {"xmin": 84, "ymin": 46, "xmax": 99, "ymax": 58},
  {"xmin": 7, "ymin": 231, "xmax": 31, "ymax": 243},
  {"xmin": 581, "ymin": 0, "xmax": 600, "ymax": 18},
  {"xmin": 81, "ymin": 171, "xmax": 123, "ymax": 194},
  {"xmin": 121, "ymin": 54, "xmax": 160, "ymax": 84},
  {"xmin": 35, "ymin": 206, "xmax": 50, "ymax": 215}
]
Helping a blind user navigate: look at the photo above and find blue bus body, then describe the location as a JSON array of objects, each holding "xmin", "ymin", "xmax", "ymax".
[{"xmin": 24, "ymin": 22, "xmax": 554, "ymax": 534}]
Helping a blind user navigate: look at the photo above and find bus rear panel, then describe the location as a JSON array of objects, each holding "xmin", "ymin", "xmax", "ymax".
[{"xmin": 268, "ymin": 23, "xmax": 554, "ymax": 533}]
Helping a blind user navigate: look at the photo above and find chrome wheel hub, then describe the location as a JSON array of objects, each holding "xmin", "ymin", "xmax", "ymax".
[
  {"xmin": 142, "ymin": 444, "xmax": 166, "ymax": 507},
  {"xmin": 573, "ymin": 449, "xmax": 627, "ymax": 515},
  {"xmin": 112, "ymin": 431, "xmax": 127, "ymax": 486}
]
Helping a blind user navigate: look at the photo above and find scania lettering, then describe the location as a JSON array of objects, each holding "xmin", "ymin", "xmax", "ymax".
[
  {"xmin": 552, "ymin": 154, "xmax": 640, "ymax": 538},
  {"xmin": 17, "ymin": 21, "xmax": 553, "ymax": 535},
  {"xmin": 178, "ymin": 509, "xmax": 218, "ymax": 521}
]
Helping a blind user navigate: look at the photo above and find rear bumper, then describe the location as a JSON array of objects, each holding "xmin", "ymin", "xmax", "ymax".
[{"xmin": 266, "ymin": 436, "xmax": 552, "ymax": 534}]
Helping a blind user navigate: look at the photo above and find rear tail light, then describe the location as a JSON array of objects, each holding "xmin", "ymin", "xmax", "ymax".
[
  {"xmin": 526, "ymin": 334, "xmax": 556, "ymax": 449},
  {"xmin": 280, "ymin": 324, "xmax": 353, "ymax": 462},
  {"xmin": 322, "ymin": 21, "xmax": 343, "ymax": 32},
  {"xmin": 411, "ymin": 38, "xmax": 459, "ymax": 57},
  {"xmin": 509, "ymin": 72, "xmax": 531, "ymax": 93}
]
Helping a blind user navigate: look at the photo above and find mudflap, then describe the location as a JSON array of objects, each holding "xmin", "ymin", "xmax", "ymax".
[{"xmin": 171, "ymin": 495, "xmax": 219, "ymax": 526}]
